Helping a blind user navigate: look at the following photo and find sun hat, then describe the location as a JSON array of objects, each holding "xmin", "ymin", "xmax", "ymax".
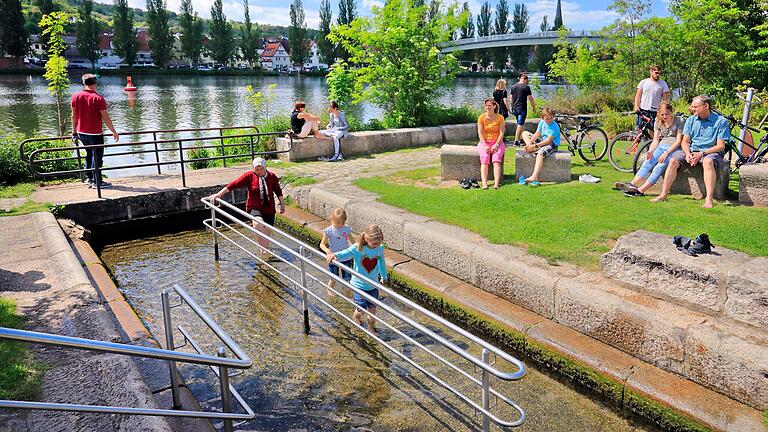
[{"xmin": 252, "ymin": 157, "xmax": 267, "ymax": 169}]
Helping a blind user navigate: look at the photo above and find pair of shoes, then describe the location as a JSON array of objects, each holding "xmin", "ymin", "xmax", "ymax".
[
  {"xmin": 672, "ymin": 233, "xmax": 715, "ymax": 256},
  {"xmin": 518, "ymin": 175, "xmax": 527, "ymax": 185},
  {"xmin": 579, "ymin": 174, "xmax": 601, "ymax": 183},
  {"xmin": 90, "ymin": 181, "xmax": 112, "ymax": 189},
  {"xmin": 459, "ymin": 178, "xmax": 472, "ymax": 189},
  {"xmin": 613, "ymin": 181, "xmax": 637, "ymax": 192},
  {"xmin": 469, "ymin": 177, "xmax": 479, "ymax": 188},
  {"xmin": 623, "ymin": 189, "xmax": 644, "ymax": 197}
]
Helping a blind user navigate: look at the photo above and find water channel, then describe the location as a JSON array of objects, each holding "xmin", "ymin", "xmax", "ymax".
[{"xmin": 100, "ymin": 226, "xmax": 653, "ymax": 431}]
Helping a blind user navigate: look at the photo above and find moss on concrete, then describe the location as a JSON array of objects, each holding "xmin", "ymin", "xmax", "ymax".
[
  {"xmin": 277, "ymin": 214, "xmax": 715, "ymax": 432},
  {"xmin": 763, "ymin": 409, "xmax": 767, "ymax": 427}
]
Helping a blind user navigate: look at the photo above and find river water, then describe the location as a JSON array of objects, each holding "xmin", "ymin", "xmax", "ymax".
[{"xmin": 100, "ymin": 227, "xmax": 652, "ymax": 432}]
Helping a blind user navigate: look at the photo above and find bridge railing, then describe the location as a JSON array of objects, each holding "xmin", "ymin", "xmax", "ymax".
[{"xmin": 440, "ymin": 30, "xmax": 603, "ymax": 49}]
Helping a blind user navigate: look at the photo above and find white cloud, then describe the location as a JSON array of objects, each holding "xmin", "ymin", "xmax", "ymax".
[
  {"xmin": 362, "ymin": 0, "xmax": 384, "ymax": 10},
  {"xmin": 462, "ymin": 0, "xmax": 617, "ymax": 32}
]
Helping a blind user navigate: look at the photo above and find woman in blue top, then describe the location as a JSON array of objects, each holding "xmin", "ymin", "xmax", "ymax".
[{"xmin": 326, "ymin": 224, "xmax": 387, "ymax": 333}]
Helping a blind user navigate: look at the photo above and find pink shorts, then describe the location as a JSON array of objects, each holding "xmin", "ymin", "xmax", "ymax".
[{"xmin": 477, "ymin": 140, "xmax": 505, "ymax": 164}]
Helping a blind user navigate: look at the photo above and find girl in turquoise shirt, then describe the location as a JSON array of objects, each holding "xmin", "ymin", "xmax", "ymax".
[{"xmin": 326, "ymin": 224, "xmax": 387, "ymax": 333}]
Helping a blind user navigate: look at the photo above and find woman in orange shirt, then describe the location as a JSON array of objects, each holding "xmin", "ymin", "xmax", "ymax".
[{"xmin": 477, "ymin": 98, "xmax": 506, "ymax": 189}]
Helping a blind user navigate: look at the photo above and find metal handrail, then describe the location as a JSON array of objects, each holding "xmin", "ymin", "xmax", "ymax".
[
  {"xmin": 0, "ymin": 285, "xmax": 254, "ymax": 431},
  {"xmin": 202, "ymin": 197, "xmax": 526, "ymax": 430},
  {"xmin": 18, "ymin": 126, "xmax": 293, "ymax": 199}
]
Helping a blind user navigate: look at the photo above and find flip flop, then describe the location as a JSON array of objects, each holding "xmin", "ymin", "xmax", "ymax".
[{"xmin": 518, "ymin": 175, "xmax": 527, "ymax": 185}]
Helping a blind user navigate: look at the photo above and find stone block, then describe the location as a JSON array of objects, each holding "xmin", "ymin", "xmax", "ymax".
[
  {"xmin": 350, "ymin": 131, "xmax": 384, "ymax": 154},
  {"xmin": 345, "ymin": 201, "xmax": 429, "ymax": 251},
  {"xmin": 649, "ymin": 160, "xmax": 731, "ymax": 199},
  {"xmin": 403, "ymin": 221, "xmax": 484, "ymax": 282},
  {"xmin": 739, "ymin": 162, "xmax": 768, "ymax": 206},
  {"xmin": 554, "ymin": 277, "xmax": 704, "ymax": 374},
  {"xmin": 441, "ymin": 123, "xmax": 478, "ymax": 143},
  {"xmin": 378, "ymin": 129, "xmax": 412, "ymax": 150},
  {"xmin": 308, "ymin": 188, "xmax": 353, "ymax": 220},
  {"xmin": 514, "ymin": 150, "xmax": 571, "ymax": 183},
  {"xmin": 684, "ymin": 321, "xmax": 768, "ymax": 410},
  {"xmin": 440, "ymin": 144, "xmax": 503, "ymax": 182},
  {"xmin": 471, "ymin": 247, "xmax": 556, "ymax": 317},
  {"xmin": 600, "ymin": 230, "xmax": 750, "ymax": 314},
  {"xmin": 276, "ymin": 136, "xmax": 334, "ymax": 162},
  {"xmin": 504, "ymin": 119, "xmax": 539, "ymax": 136},
  {"xmin": 403, "ymin": 127, "xmax": 443, "ymax": 146},
  {"xmin": 725, "ymin": 257, "xmax": 768, "ymax": 328}
]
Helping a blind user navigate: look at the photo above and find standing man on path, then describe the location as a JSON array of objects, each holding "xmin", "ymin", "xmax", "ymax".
[
  {"xmin": 510, "ymin": 73, "xmax": 537, "ymax": 146},
  {"xmin": 71, "ymin": 73, "xmax": 119, "ymax": 188},
  {"xmin": 633, "ymin": 65, "xmax": 670, "ymax": 130}
]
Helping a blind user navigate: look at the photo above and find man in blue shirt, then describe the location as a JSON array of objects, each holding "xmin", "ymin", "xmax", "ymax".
[{"xmin": 651, "ymin": 95, "xmax": 730, "ymax": 208}]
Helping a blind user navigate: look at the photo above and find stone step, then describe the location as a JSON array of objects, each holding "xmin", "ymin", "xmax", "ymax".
[{"xmin": 739, "ymin": 162, "xmax": 768, "ymax": 206}]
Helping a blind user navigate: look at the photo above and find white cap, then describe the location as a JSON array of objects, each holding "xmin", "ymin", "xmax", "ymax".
[{"xmin": 252, "ymin": 157, "xmax": 267, "ymax": 169}]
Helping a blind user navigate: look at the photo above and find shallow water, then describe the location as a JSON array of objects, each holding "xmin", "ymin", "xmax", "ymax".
[{"xmin": 100, "ymin": 228, "xmax": 652, "ymax": 431}]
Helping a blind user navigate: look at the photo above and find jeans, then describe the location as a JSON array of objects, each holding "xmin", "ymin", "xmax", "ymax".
[
  {"xmin": 78, "ymin": 133, "xmax": 105, "ymax": 182},
  {"xmin": 636, "ymin": 145, "xmax": 670, "ymax": 185},
  {"xmin": 320, "ymin": 129, "xmax": 345, "ymax": 154}
]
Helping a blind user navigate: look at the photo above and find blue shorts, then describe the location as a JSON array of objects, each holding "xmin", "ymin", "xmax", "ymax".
[
  {"xmin": 328, "ymin": 259, "xmax": 352, "ymax": 282},
  {"xmin": 512, "ymin": 108, "xmax": 527, "ymax": 126},
  {"xmin": 353, "ymin": 288, "xmax": 379, "ymax": 309}
]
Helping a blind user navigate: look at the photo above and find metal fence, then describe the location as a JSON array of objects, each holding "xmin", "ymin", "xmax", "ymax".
[
  {"xmin": 18, "ymin": 125, "xmax": 293, "ymax": 198},
  {"xmin": 202, "ymin": 197, "xmax": 527, "ymax": 430},
  {"xmin": 0, "ymin": 284, "xmax": 254, "ymax": 432}
]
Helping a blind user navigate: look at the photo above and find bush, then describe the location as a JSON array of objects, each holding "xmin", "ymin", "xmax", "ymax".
[
  {"xmin": 598, "ymin": 108, "xmax": 636, "ymax": 136},
  {"xmin": 1, "ymin": 133, "xmax": 78, "ymax": 185},
  {"xmin": 187, "ymin": 145, "xmax": 212, "ymax": 170},
  {"xmin": 258, "ymin": 114, "xmax": 292, "ymax": 153},
  {"xmin": 419, "ymin": 105, "xmax": 481, "ymax": 127}
]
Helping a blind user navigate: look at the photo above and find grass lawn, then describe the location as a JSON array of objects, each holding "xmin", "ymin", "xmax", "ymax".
[
  {"xmin": 0, "ymin": 298, "xmax": 44, "ymax": 400},
  {"xmin": 355, "ymin": 148, "xmax": 768, "ymax": 269},
  {"xmin": 0, "ymin": 181, "xmax": 56, "ymax": 217}
]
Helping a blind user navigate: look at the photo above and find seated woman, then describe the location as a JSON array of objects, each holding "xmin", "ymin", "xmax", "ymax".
[
  {"xmin": 476, "ymin": 97, "xmax": 506, "ymax": 189},
  {"xmin": 319, "ymin": 101, "xmax": 350, "ymax": 161},
  {"xmin": 519, "ymin": 107, "xmax": 560, "ymax": 186},
  {"xmin": 614, "ymin": 101, "xmax": 683, "ymax": 197},
  {"xmin": 290, "ymin": 101, "xmax": 324, "ymax": 139}
]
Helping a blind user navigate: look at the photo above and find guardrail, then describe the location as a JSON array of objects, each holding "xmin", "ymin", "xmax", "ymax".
[
  {"xmin": 202, "ymin": 197, "xmax": 527, "ymax": 430},
  {"xmin": 18, "ymin": 125, "xmax": 293, "ymax": 198},
  {"xmin": 0, "ymin": 284, "xmax": 254, "ymax": 432}
]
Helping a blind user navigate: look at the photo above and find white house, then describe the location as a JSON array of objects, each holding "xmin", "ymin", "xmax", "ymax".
[
  {"xmin": 302, "ymin": 41, "xmax": 328, "ymax": 70},
  {"xmin": 259, "ymin": 41, "xmax": 291, "ymax": 71}
]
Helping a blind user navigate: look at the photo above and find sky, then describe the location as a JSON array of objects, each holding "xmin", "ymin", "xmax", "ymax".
[{"xmin": 125, "ymin": 0, "xmax": 672, "ymax": 32}]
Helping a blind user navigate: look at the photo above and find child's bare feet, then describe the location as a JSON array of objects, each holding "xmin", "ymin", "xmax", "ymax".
[
  {"xmin": 650, "ymin": 195, "xmax": 667, "ymax": 203},
  {"xmin": 702, "ymin": 199, "xmax": 714, "ymax": 209}
]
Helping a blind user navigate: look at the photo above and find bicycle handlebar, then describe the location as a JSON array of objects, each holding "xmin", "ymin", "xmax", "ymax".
[{"xmin": 713, "ymin": 109, "xmax": 765, "ymax": 133}]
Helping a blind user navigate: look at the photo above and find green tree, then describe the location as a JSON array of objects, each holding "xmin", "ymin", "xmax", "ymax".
[
  {"xmin": 179, "ymin": 0, "xmax": 204, "ymax": 66},
  {"xmin": 75, "ymin": 0, "xmax": 101, "ymax": 71},
  {"xmin": 459, "ymin": 2, "xmax": 474, "ymax": 39},
  {"xmin": 607, "ymin": 0, "xmax": 651, "ymax": 86},
  {"xmin": 113, "ymin": 0, "xmax": 137, "ymax": 67},
  {"xmin": 336, "ymin": 0, "xmax": 357, "ymax": 61},
  {"xmin": 476, "ymin": 1, "xmax": 492, "ymax": 67},
  {"xmin": 734, "ymin": 0, "xmax": 768, "ymax": 89},
  {"xmin": 534, "ymin": 15, "xmax": 554, "ymax": 72},
  {"xmin": 329, "ymin": 0, "xmax": 462, "ymax": 127},
  {"xmin": 288, "ymin": 0, "xmax": 309, "ymax": 66},
  {"xmin": 35, "ymin": 0, "xmax": 57, "ymax": 51},
  {"xmin": 0, "ymin": 0, "xmax": 28, "ymax": 63},
  {"xmin": 40, "ymin": 12, "xmax": 70, "ymax": 134},
  {"xmin": 548, "ymin": 37, "xmax": 614, "ymax": 91},
  {"xmin": 209, "ymin": 0, "xmax": 235, "ymax": 66},
  {"xmin": 317, "ymin": 0, "xmax": 334, "ymax": 65},
  {"xmin": 146, "ymin": 0, "xmax": 174, "ymax": 68},
  {"xmin": 509, "ymin": 3, "xmax": 528, "ymax": 70},
  {"xmin": 492, "ymin": 0, "xmax": 510, "ymax": 70},
  {"xmin": 240, "ymin": 0, "xmax": 260, "ymax": 67},
  {"xmin": 326, "ymin": 60, "xmax": 354, "ymax": 109}
]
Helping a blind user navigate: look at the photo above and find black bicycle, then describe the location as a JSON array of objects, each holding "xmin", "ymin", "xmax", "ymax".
[
  {"xmin": 608, "ymin": 111, "xmax": 654, "ymax": 173},
  {"xmin": 554, "ymin": 114, "xmax": 609, "ymax": 162}
]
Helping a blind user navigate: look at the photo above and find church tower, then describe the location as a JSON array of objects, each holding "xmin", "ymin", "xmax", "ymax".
[{"xmin": 554, "ymin": 0, "xmax": 563, "ymax": 29}]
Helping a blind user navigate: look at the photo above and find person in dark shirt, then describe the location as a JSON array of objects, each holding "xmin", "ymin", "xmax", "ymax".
[
  {"xmin": 290, "ymin": 101, "xmax": 323, "ymax": 138},
  {"xmin": 509, "ymin": 74, "xmax": 537, "ymax": 146},
  {"xmin": 492, "ymin": 79, "xmax": 511, "ymax": 119}
]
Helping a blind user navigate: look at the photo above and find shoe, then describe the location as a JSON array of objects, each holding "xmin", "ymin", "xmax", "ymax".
[
  {"xmin": 623, "ymin": 190, "xmax": 644, "ymax": 197},
  {"xmin": 518, "ymin": 175, "xmax": 527, "ymax": 185},
  {"xmin": 329, "ymin": 153, "xmax": 340, "ymax": 161},
  {"xmin": 469, "ymin": 178, "xmax": 480, "ymax": 188},
  {"xmin": 689, "ymin": 233, "xmax": 714, "ymax": 254},
  {"xmin": 91, "ymin": 181, "xmax": 112, "ymax": 189},
  {"xmin": 336, "ymin": 153, "xmax": 343, "ymax": 161},
  {"xmin": 460, "ymin": 178, "xmax": 471, "ymax": 189},
  {"xmin": 83, "ymin": 178, "xmax": 93, "ymax": 185},
  {"xmin": 579, "ymin": 174, "xmax": 602, "ymax": 184},
  {"xmin": 612, "ymin": 181, "xmax": 637, "ymax": 191}
]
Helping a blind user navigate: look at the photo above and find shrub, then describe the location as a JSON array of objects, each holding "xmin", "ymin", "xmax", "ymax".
[
  {"xmin": 599, "ymin": 108, "xmax": 636, "ymax": 136},
  {"xmin": 187, "ymin": 145, "xmax": 212, "ymax": 169},
  {"xmin": 420, "ymin": 105, "xmax": 481, "ymax": 126},
  {"xmin": 364, "ymin": 118, "xmax": 385, "ymax": 131},
  {"xmin": 1, "ymin": 133, "xmax": 78, "ymax": 185},
  {"xmin": 258, "ymin": 114, "xmax": 292, "ymax": 153}
]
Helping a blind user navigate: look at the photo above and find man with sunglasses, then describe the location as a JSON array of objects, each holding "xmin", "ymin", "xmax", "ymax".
[{"xmin": 633, "ymin": 65, "xmax": 670, "ymax": 130}]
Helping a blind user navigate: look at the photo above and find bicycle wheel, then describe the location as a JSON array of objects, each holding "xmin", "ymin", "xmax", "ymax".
[
  {"xmin": 609, "ymin": 131, "xmax": 641, "ymax": 172},
  {"xmin": 631, "ymin": 141, "xmax": 651, "ymax": 175},
  {"xmin": 577, "ymin": 126, "xmax": 609, "ymax": 162}
]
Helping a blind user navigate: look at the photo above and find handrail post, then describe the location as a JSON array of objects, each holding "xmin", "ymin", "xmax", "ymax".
[
  {"xmin": 220, "ymin": 128, "xmax": 227, "ymax": 167},
  {"xmin": 299, "ymin": 246, "xmax": 310, "ymax": 334},
  {"xmin": 161, "ymin": 290, "xmax": 182, "ymax": 409},
  {"xmin": 95, "ymin": 163, "xmax": 102, "ymax": 199},
  {"xmin": 178, "ymin": 140, "xmax": 187, "ymax": 188},
  {"xmin": 211, "ymin": 202, "xmax": 219, "ymax": 261},
  {"xmin": 481, "ymin": 348, "xmax": 490, "ymax": 432},
  {"xmin": 153, "ymin": 132, "xmax": 161, "ymax": 174},
  {"xmin": 217, "ymin": 347, "xmax": 233, "ymax": 432}
]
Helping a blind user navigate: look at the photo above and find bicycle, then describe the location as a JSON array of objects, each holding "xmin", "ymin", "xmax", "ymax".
[
  {"xmin": 608, "ymin": 111, "xmax": 654, "ymax": 173},
  {"xmin": 553, "ymin": 114, "xmax": 608, "ymax": 162}
]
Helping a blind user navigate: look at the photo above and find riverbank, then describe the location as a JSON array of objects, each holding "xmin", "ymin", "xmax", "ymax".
[{"xmin": 0, "ymin": 68, "xmax": 331, "ymax": 77}]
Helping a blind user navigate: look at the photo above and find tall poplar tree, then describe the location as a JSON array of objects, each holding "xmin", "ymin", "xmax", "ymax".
[
  {"xmin": 0, "ymin": 0, "xmax": 28, "ymax": 63},
  {"xmin": 509, "ymin": 3, "xmax": 529, "ymax": 70},
  {"xmin": 476, "ymin": 1, "xmax": 492, "ymax": 67},
  {"xmin": 459, "ymin": 2, "xmax": 474, "ymax": 39},
  {"xmin": 35, "ymin": 0, "xmax": 57, "ymax": 51},
  {"xmin": 209, "ymin": 0, "xmax": 235, "ymax": 66},
  {"xmin": 336, "ymin": 0, "xmax": 356, "ymax": 61},
  {"xmin": 75, "ymin": 0, "xmax": 100, "ymax": 70},
  {"xmin": 317, "ymin": 0, "xmax": 334, "ymax": 65},
  {"xmin": 240, "ymin": 0, "xmax": 259, "ymax": 67},
  {"xmin": 288, "ymin": 0, "xmax": 309, "ymax": 66},
  {"xmin": 146, "ymin": 0, "xmax": 174, "ymax": 68},
  {"xmin": 493, "ymin": 0, "xmax": 510, "ymax": 70},
  {"xmin": 534, "ymin": 15, "xmax": 553, "ymax": 72},
  {"xmin": 113, "ymin": 0, "xmax": 137, "ymax": 67},
  {"xmin": 179, "ymin": 0, "xmax": 204, "ymax": 66}
]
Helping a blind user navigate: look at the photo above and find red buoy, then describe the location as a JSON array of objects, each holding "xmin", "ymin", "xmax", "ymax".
[{"xmin": 124, "ymin": 76, "xmax": 137, "ymax": 92}]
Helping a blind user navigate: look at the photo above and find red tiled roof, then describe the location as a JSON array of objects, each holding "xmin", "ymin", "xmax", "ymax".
[{"xmin": 260, "ymin": 42, "xmax": 281, "ymax": 58}]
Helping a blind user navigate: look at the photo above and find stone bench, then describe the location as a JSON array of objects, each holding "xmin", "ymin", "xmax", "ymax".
[
  {"xmin": 440, "ymin": 144, "xmax": 503, "ymax": 181},
  {"xmin": 514, "ymin": 150, "xmax": 571, "ymax": 183},
  {"xmin": 738, "ymin": 163, "xmax": 768, "ymax": 206},
  {"xmin": 649, "ymin": 161, "xmax": 731, "ymax": 200},
  {"xmin": 600, "ymin": 230, "xmax": 767, "ymax": 328}
]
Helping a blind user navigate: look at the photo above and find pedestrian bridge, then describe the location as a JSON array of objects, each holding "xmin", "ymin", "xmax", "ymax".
[{"xmin": 439, "ymin": 30, "xmax": 605, "ymax": 53}]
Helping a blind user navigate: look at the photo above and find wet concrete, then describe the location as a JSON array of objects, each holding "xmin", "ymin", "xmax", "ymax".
[{"xmin": 100, "ymin": 229, "xmax": 653, "ymax": 432}]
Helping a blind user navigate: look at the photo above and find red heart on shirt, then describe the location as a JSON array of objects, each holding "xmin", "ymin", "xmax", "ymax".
[{"xmin": 361, "ymin": 256, "xmax": 378, "ymax": 273}]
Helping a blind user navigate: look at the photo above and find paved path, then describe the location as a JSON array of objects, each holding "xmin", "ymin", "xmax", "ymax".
[{"xmin": 29, "ymin": 147, "xmax": 442, "ymax": 206}]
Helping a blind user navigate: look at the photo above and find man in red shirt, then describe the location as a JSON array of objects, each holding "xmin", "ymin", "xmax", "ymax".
[
  {"xmin": 71, "ymin": 73, "xmax": 119, "ymax": 188},
  {"xmin": 209, "ymin": 157, "xmax": 286, "ymax": 254}
]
